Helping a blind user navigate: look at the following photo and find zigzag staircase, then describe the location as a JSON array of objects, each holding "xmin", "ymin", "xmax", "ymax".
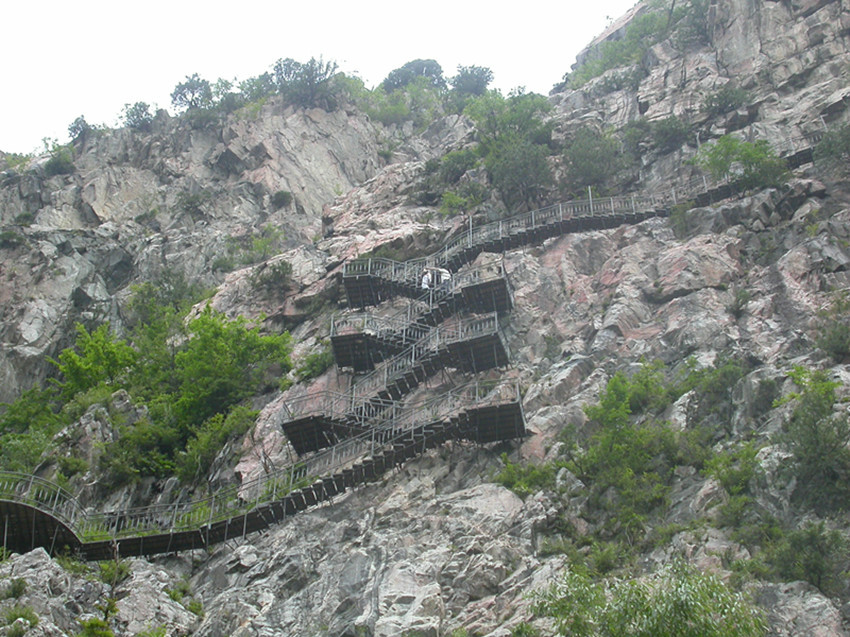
[{"xmin": 1, "ymin": 127, "xmax": 825, "ymax": 558}]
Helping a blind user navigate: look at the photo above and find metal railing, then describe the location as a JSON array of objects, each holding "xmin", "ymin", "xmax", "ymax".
[
  {"xmin": 343, "ymin": 125, "xmax": 828, "ymax": 285},
  {"xmin": 0, "ymin": 471, "xmax": 86, "ymax": 529},
  {"xmin": 1, "ymin": 380, "xmax": 523, "ymax": 545},
  {"xmin": 349, "ymin": 312, "xmax": 502, "ymax": 401}
]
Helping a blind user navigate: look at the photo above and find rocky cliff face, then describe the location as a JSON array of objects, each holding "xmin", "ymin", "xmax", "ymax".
[{"xmin": 3, "ymin": 1, "xmax": 850, "ymax": 636}]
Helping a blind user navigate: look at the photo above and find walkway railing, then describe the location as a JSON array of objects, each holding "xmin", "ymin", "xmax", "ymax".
[
  {"xmin": 1, "ymin": 379, "xmax": 523, "ymax": 547},
  {"xmin": 0, "ymin": 471, "xmax": 85, "ymax": 530},
  {"xmin": 349, "ymin": 312, "xmax": 503, "ymax": 401},
  {"xmin": 343, "ymin": 124, "xmax": 827, "ymax": 285}
]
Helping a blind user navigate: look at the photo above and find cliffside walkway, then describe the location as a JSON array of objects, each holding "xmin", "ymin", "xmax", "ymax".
[
  {"xmin": 341, "ymin": 126, "xmax": 825, "ymax": 310},
  {"xmin": 0, "ymin": 379, "xmax": 524, "ymax": 560},
  {"xmin": 1, "ymin": 129, "xmax": 823, "ymax": 560}
]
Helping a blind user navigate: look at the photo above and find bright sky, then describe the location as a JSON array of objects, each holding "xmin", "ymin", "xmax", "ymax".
[{"xmin": 1, "ymin": 0, "xmax": 638, "ymax": 155}]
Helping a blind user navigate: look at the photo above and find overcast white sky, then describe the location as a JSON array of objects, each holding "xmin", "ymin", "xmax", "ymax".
[{"xmin": 2, "ymin": 0, "xmax": 638, "ymax": 155}]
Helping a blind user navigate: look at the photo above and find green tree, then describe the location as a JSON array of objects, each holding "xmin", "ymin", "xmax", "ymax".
[
  {"xmin": 52, "ymin": 324, "xmax": 138, "ymax": 401},
  {"xmin": 534, "ymin": 564, "xmax": 767, "ymax": 637},
  {"xmin": 121, "ymin": 102, "xmax": 153, "ymax": 131},
  {"xmin": 172, "ymin": 306, "xmax": 291, "ymax": 429},
  {"xmin": 382, "ymin": 59, "xmax": 446, "ymax": 92},
  {"xmin": 447, "ymin": 65, "xmax": 494, "ymax": 112},
  {"xmin": 68, "ymin": 116, "xmax": 92, "ymax": 142},
  {"xmin": 768, "ymin": 521, "xmax": 847, "ymax": 595},
  {"xmin": 485, "ymin": 135, "xmax": 552, "ymax": 208},
  {"xmin": 463, "ymin": 90, "xmax": 553, "ymax": 208},
  {"xmin": 563, "ymin": 126, "xmax": 622, "ymax": 191},
  {"xmin": 171, "ymin": 73, "xmax": 213, "ymax": 110},
  {"xmin": 177, "ymin": 406, "xmax": 256, "ymax": 483},
  {"xmin": 464, "ymin": 90, "xmax": 552, "ymax": 151},
  {"xmin": 273, "ymin": 57, "xmax": 340, "ymax": 109},
  {"xmin": 779, "ymin": 366, "xmax": 850, "ymax": 512},
  {"xmin": 651, "ymin": 116, "xmax": 690, "ymax": 153},
  {"xmin": 703, "ymin": 85, "xmax": 749, "ymax": 118},
  {"xmin": 450, "ymin": 65, "xmax": 493, "ymax": 97},
  {"xmin": 238, "ymin": 72, "xmax": 275, "ymax": 103},
  {"xmin": 816, "ymin": 293, "xmax": 850, "ymax": 361},
  {"xmin": 691, "ymin": 135, "xmax": 789, "ymax": 190}
]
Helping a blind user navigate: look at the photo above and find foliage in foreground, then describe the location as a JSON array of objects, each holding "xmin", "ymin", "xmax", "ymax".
[
  {"xmin": 533, "ymin": 564, "xmax": 767, "ymax": 637},
  {"xmin": 0, "ymin": 278, "xmax": 292, "ymax": 487}
]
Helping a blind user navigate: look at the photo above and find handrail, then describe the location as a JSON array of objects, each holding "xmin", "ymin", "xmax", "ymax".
[
  {"xmin": 349, "ymin": 312, "xmax": 502, "ymax": 401},
  {"xmin": 0, "ymin": 379, "xmax": 523, "ymax": 545},
  {"xmin": 0, "ymin": 471, "xmax": 86, "ymax": 529},
  {"xmin": 343, "ymin": 125, "xmax": 826, "ymax": 284}
]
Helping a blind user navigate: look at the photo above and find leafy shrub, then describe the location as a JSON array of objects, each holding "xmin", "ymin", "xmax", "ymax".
[
  {"xmin": 439, "ymin": 183, "xmax": 487, "ymax": 217},
  {"xmin": 238, "ymin": 73, "xmax": 276, "ymax": 103},
  {"xmin": 14, "ymin": 212, "xmax": 34, "ymax": 225},
  {"xmin": 439, "ymin": 148, "xmax": 480, "ymax": 183},
  {"xmin": 767, "ymin": 521, "xmax": 847, "ymax": 595},
  {"xmin": 703, "ymin": 85, "xmax": 749, "ymax": 118},
  {"xmin": 465, "ymin": 90, "xmax": 552, "ymax": 151},
  {"xmin": 2, "ymin": 153, "xmax": 32, "ymax": 171},
  {"xmin": 495, "ymin": 453, "xmax": 562, "ymax": 498},
  {"xmin": 176, "ymin": 190, "xmax": 212, "ymax": 217},
  {"xmin": 98, "ymin": 559, "xmax": 130, "ymax": 586},
  {"xmin": 447, "ymin": 64, "xmax": 493, "ymax": 111},
  {"xmin": 485, "ymin": 135, "xmax": 552, "ymax": 209},
  {"xmin": 673, "ymin": 356, "xmax": 746, "ymax": 430},
  {"xmin": 704, "ymin": 441, "xmax": 760, "ymax": 495},
  {"xmin": 816, "ymin": 293, "xmax": 850, "ymax": 361},
  {"xmin": 75, "ymin": 617, "xmax": 114, "ymax": 637},
  {"xmin": 1, "ymin": 578, "xmax": 26, "ymax": 600},
  {"xmin": 51, "ymin": 323, "xmax": 137, "ymax": 401},
  {"xmin": 814, "ymin": 123, "xmax": 850, "ymax": 168},
  {"xmin": 68, "ymin": 116, "xmax": 92, "ymax": 142},
  {"xmin": 58, "ymin": 454, "xmax": 89, "ymax": 477},
  {"xmin": 0, "ymin": 230, "xmax": 26, "ymax": 248},
  {"xmin": 4, "ymin": 605, "xmax": 38, "ymax": 628},
  {"xmin": 295, "ymin": 342, "xmax": 335, "ymax": 382},
  {"xmin": 171, "ymin": 73, "xmax": 212, "ymax": 110},
  {"xmin": 650, "ymin": 116, "xmax": 691, "ymax": 153},
  {"xmin": 44, "ymin": 144, "xmax": 75, "ymax": 177},
  {"xmin": 250, "ymin": 259, "xmax": 293, "ymax": 291},
  {"xmin": 271, "ymin": 190, "xmax": 293, "ymax": 208},
  {"xmin": 563, "ymin": 127, "xmax": 622, "ymax": 192},
  {"xmin": 274, "ymin": 57, "xmax": 341, "ymax": 110},
  {"xmin": 621, "ymin": 117, "xmax": 652, "ymax": 159},
  {"xmin": 690, "ymin": 135, "xmax": 789, "ymax": 191},
  {"xmin": 779, "ymin": 366, "xmax": 850, "ymax": 512},
  {"xmin": 567, "ymin": 9, "xmax": 669, "ymax": 88},
  {"xmin": 533, "ymin": 564, "xmax": 767, "ymax": 637},
  {"xmin": 382, "ymin": 59, "xmax": 446, "ymax": 92},
  {"xmin": 177, "ymin": 406, "xmax": 256, "ymax": 483},
  {"xmin": 121, "ymin": 102, "xmax": 153, "ymax": 131},
  {"xmin": 728, "ymin": 287, "xmax": 751, "ymax": 318}
]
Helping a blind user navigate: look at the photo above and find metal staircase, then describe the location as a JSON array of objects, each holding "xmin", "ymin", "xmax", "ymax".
[
  {"xmin": 2, "ymin": 126, "xmax": 825, "ymax": 560},
  {"xmin": 0, "ymin": 379, "xmax": 525, "ymax": 560}
]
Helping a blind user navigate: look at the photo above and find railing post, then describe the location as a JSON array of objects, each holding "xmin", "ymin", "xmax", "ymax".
[
  {"xmin": 671, "ymin": 187, "xmax": 677, "ymax": 206},
  {"xmin": 587, "ymin": 187, "xmax": 593, "ymax": 215},
  {"xmin": 559, "ymin": 203, "xmax": 563, "ymax": 221}
]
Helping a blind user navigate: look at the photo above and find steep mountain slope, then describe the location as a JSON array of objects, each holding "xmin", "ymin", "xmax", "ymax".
[{"xmin": 2, "ymin": 1, "xmax": 850, "ymax": 636}]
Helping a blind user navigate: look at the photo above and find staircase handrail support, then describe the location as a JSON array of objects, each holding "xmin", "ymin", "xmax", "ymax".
[{"xmin": 0, "ymin": 470, "xmax": 84, "ymax": 529}]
